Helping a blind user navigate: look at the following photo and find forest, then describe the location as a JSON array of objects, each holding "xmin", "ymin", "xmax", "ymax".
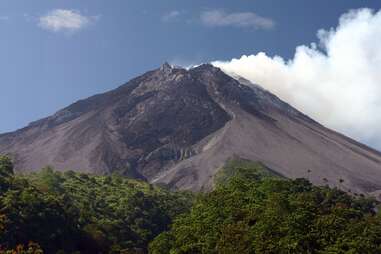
[{"xmin": 1, "ymin": 156, "xmax": 381, "ymax": 254}]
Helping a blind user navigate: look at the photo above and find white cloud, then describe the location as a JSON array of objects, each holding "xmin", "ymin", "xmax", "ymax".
[
  {"xmin": 201, "ymin": 10, "xmax": 274, "ymax": 29},
  {"xmin": 38, "ymin": 9, "xmax": 93, "ymax": 32},
  {"xmin": 162, "ymin": 10, "xmax": 181, "ymax": 22},
  {"xmin": 0, "ymin": 16, "xmax": 9, "ymax": 21},
  {"xmin": 213, "ymin": 8, "xmax": 381, "ymax": 150}
]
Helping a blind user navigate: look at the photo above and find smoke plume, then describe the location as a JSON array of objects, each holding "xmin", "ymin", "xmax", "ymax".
[{"xmin": 213, "ymin": 8, "xmax": 381, "ymax": 150}]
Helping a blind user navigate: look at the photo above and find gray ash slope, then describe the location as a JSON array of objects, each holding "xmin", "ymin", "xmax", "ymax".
[{"xmin": 1, "ymin": 63, "xmax": 381, "ymax": 196}]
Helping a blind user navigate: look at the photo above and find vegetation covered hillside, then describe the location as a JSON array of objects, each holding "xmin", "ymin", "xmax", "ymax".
[
  {"xmin": 1, "ymin": 156, "xmax": 381, "ymax": 253},
  {"xmin": 0, "ymin": 156, "xmax": 192, "ymax": 253},
  {"xmin": 150, "ymin": 159, "xmax": 381, "ymax": 254}
]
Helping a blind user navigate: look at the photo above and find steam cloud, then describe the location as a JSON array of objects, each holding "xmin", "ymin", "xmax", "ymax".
[{"xmin": 213, "ymin": 8, "xmax": 381, "ymax": 150}]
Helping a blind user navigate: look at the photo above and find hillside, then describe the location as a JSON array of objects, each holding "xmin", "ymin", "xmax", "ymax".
[
  {"xmin": 0, "ymin": 64, "xmax": 381, "ymax": 197},
  {"xmin": 0, "ymin": 156, "xmax": 191, "ymax": 253},
  {"xmin": 1, "ymin": 156, "xmax": 381, "ymax": 253}
]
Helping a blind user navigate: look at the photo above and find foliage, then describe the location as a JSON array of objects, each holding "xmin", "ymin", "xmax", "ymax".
[
  {"xmin": 213, "ymin": 158, "xmax": 282, "ymax": 186},
  {"xmin": 0, "ymin": 242, "xmax": 43, "ymax": 254},
  {"xmin": 0, "ymin": 156, "xmax": 14, "ymax": 193},
  {"xmin": 150, "ymin": 159, "xmax": 381, "ymax": 254},
  {"xmin": 0, "ymin": 158, "xmax": 192, "ymax": 253},
  {"xmin": 2, "ymin": 155, "xmax": 381, "ymax": 253}
]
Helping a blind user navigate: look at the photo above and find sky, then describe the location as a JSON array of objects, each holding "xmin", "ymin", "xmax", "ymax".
[{"xmin": 1, "ymin": 1, "xmax": 381, "ymax": 150}]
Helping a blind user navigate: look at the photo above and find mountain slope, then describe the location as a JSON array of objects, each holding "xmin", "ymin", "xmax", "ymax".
[{"xmin": 1, "ymin": 63, "xmax": 381, "ymax": 196}]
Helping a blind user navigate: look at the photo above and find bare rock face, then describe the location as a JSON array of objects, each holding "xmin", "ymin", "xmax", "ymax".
[{"xmin": 1, "ymin": 63, "xmax": 381, "ymax": 196}]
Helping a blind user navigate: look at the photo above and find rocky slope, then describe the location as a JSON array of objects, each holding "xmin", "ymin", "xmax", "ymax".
[{"xmin": 1, "ymin": 63, "xmax": 381, "ymax": 196}]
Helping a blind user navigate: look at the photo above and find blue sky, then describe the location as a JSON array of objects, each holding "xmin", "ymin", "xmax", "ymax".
[{"xmin": 1, "ymin": 0, "xmax": 381, "ymax": 137}]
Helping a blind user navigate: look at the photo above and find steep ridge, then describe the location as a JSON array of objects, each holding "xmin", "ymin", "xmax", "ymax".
[{"xmin": 1, "ymin": 63, "xmax": 381, "ymax": 196}]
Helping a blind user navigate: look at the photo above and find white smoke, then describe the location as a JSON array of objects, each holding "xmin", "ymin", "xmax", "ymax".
[{"xmin": 213, "ymin": 8, "xmax": 381, "ymax": 150}]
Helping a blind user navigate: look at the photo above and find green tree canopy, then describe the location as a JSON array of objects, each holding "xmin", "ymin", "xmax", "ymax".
[
  {"xmin": 0, "ymin": 156, "xmax": 13, "ymax": 178},
  {"xmin": 150, "ymin": 159, "xmax": 381, "ymax": 254},
  {"xmin": 0, "ymin": 156, "xmax": 14, "ymax": 193}
]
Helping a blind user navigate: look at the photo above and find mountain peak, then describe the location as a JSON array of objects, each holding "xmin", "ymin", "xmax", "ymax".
[
  {"xmin": 192, "ymin": 63, "xmax": 220, "ymax": 72},
  {"xmin": 1, "ymin": 63, "xmax": 381, "ymax": 196},
  {"xmin": 159, "ymin": 62, "xmax": 172, "ymax": 72}
]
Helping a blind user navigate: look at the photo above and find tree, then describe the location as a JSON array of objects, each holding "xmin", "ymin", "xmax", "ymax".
[
  {"xmin": 0, "ymin": 156, "xmax": 14, "ymax": 192},
  {"xmin": 0, "ymin": 242, "xmax": 43, "ymax": 254},
  {"xmin": 0, "ymin": 156, "xmax": 13, "ymax": 177},
  {"xmin": 148, "ymin": 232, "xmax": 174, "ymax": 254},
  {"xmin": 152, "ymin": 160, "xmax": 381, "ymax": 253}
]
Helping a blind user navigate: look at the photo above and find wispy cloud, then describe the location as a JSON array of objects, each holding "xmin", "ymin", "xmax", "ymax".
[
  {"xmin": 0, "ymin": 16, "xmax": 9, "ymax": 21},
  {"xmin": 162, "ymin": 10, "xmax": 182, "ymax": 22},
  {"xmin": 38, "ymin": 9, "xmax": 96, "ymax": 32},
  {"xmin": 200, "ymin": 10, "xmax": 275, "ymax": 30}
]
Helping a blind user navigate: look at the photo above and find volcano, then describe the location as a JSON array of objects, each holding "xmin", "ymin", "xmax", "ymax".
[{"xmin": 1, "ymin": 63, "xmax": 381, "ymax": 196}]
